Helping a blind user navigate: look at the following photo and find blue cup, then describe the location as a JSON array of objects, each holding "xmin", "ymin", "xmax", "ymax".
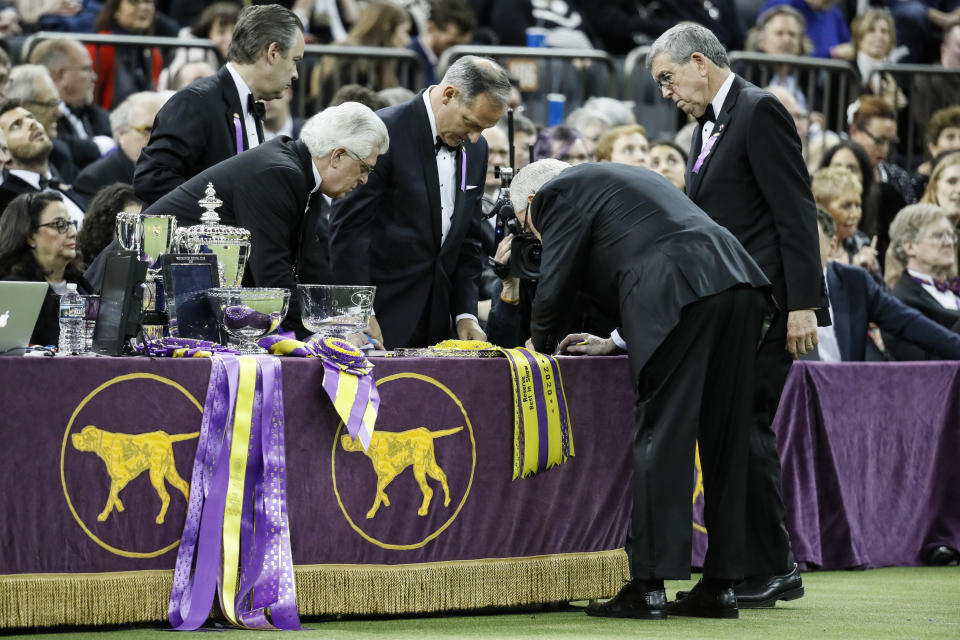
[
  {"xmin": 546, "ymin": 93, "xmax": 566, "ymax": 126},
  {"xmin": 525, "ymin": 27, "xmax": 548, "ymax": 48}
]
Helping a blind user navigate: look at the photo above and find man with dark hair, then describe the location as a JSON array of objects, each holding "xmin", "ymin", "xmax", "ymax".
[
  {"xmin": 649, "ymin": 23, "xmax": 827, "ymax": 612},
  {"xmin": 327, "ymin": 84, "xmax": 390, "ymax": 111},
  {"xmin": 0, "ymin": 100, "xmax": 87, "ymax": 228},
  {"xmin": 329, "ymin": 55, "xmax": 511, "ymax": 348},
  {"xmin": 409, "ymin": 0, "xmax": 476, "ymax": 86},
  {"xmin": 29, "ymin": 38, "xmax": 114, "ymax": 171},
  {"xmin": 133, "ymin": 3, "xmax": 304, "ymax": 205}
]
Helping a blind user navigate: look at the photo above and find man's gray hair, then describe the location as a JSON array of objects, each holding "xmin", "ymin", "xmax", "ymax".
[
  {"xmin": 28, "ymin": 38, "xmax": 84, "ymax": 71},
  {"xmin": 510, "ymin": 159, "xmax": 570, "ymax": 213},
  {"xmin": 227, "ymin": 4, "xmax": 303, "ymax": 64},
  {"xmin": 109, "ymin": 91, "xmax": 164, "ymax": 137},
  {"xmin": 646, "ymin": 23, "xmax": 730, "ymax": 70},
  {"xmin": 300, "ymin": 101, "xmax": 390, "ymax": 159},
  {"xmin": 583, "ymin": 97, "xmax": 636, "ymax": 127},
  {"xmin": 441, "ymin": 55, "xmax": 512, "ymax": 110},
  {"xmin": 7, "ymin": 64, "xmax": 54, "ymax": 101},
  {"xmin": 888, "ymin": 203, "xmax": 949, "ymax": 265}
]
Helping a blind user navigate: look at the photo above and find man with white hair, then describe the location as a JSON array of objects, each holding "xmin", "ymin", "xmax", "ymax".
[
  {"xmin": 513, "ymin": 159, "xmax": 772, "ymax": 620},
  {"xmin": 139, "ymin": 102, "xmax": 388, "ymax": 333},
  {"xmin": 329, "ymin": 55, "xmax": 511, "ymax": 348},
  {"xmin": 73, "ymin": 91, "xmax": 165, "ymax": 199}
]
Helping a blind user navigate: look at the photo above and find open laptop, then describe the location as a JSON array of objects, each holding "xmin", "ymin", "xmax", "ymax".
[{"xmin": 0, "ymin": 281, "xmax": 49, "ymax": 353}]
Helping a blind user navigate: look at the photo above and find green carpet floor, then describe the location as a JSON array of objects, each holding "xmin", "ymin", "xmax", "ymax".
[{"xmin": 5, "ymin": 567, "xmax": 958, "ymax": 639}]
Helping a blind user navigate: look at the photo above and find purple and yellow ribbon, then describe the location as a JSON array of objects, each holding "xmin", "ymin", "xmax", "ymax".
[
  {"xmin": 499, "ymin": 348, "xmax": 574, "ymax": 479},
  {"xmin": 168, "ymin": 354, "xmax": 299, "ymax": 631}
]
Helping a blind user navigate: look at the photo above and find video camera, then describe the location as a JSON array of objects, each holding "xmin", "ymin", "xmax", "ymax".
[{"xmin": 483, "ymin": 110, "xmax": 541, "ymax": 280}]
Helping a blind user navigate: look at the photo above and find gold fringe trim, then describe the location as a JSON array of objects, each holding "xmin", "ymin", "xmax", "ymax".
[{"xmin": 0, "ymin": 550, "xmax": 628, "ymax": 629}]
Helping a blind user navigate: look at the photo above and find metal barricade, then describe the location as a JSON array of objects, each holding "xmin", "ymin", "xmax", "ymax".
[
  {"xmin": 299, "ymin": 44, "xmax": 425, "ymax": 117},
  {"xmin": 623, "ymin": 45, "xmax": 683, "ymax": 143},
  {"xmin": 727, "ymin": 52, "xmax": 861, "ymax": 135},
  {"xmin": 437, "ymin": 45, "xmax": 617, "ymax": 127},
  {"xmin": 866, "ymin": 64, "xmax": 960, "ymax": 170}
]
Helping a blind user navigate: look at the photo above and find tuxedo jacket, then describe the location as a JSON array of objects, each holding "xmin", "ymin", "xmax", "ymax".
[
  {"xmin": 827, "ymin": 261, "xmax": 960, "ymax": 361},
  {"xmin": 0, "ymin": 172, "xmax": 88, "ymax": 219},
  {"xmin": 141, "ymin": 137, "xmax": 318, "ymax": 333},
  {"xmin": 56, "ymin": 104, "xmax": 112, "ymax": 170},
  {"xmin": 73, "ymin": 149, "xmax": 135, "ymax": 200},
  {"xmin": 529, "ymin": 164, "xmax": 771, "ymax": 383},
  {"xmin": 686, "ymin": 74, "xmax": 827, "ymax": 322},
  {"xmin": 329, "ymin": 93, "xmax": 487, "ymax": 348},
  {"xmin": 883, "ymin": 271, "xmax": 960, "ymax": 361},
  {"xmin": 134, "ymin": 66, "xmax": 256, "ymax": 206}
]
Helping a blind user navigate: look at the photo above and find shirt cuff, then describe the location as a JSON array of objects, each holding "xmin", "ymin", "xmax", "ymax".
[
  {"xmin": 610, "ymin": 329, "xmax": 627, "ymax": 351},
  {"xmin": 93, "ymin": 135, "xmax": 117, "ymax": 156},
  {"xmin": 455, "ymin": 313, "xmax": 478, "ymax": 325}
]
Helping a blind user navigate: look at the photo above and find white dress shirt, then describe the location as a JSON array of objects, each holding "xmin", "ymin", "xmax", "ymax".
[
  {"xmin": 423, "ymin": 88, "xmax": 457, "ymax": 245},
  {"xmin": 907, "ymin": 269, "xmax": 960, "ymax": 310},
  {"xmin": 700, "ymin": 72, "xmax": 735, "ymax": 150},
  {"xmin": 57, "ymin": 102, "xmax": 115, "ymax": 156},
  {"xmin": 226, "ymin": 63, "xmax": 260, "ymax": 150},
  {"xmin": 816, "ymin": 266, "xmax": 841, "ymax": 362},
  {"xmin": 11, "ymin": 170, "xmax": 85, "ymax": 231}
]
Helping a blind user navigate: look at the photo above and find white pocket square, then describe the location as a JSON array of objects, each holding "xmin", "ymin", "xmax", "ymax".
[{"xmin": 466, "ymin": 184, "xmax": 479, "ymax": 190}]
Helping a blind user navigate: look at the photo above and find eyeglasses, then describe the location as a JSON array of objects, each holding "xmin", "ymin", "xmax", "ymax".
[
  {"xmin": 862, "ymin": 129, "xmax": 899, "ymax": 148},
  {"xmin": 655, "ymin": 71, "xmax": 676, "ymax": 91},
  {"xmin": 921, "ymin": 230, "xmax": 958, "ymax": 244},
  {"xmin": 130, "ymin": 124, "xmax": 152, "ymax": 136},
  {"xmin": 344, "ymin": 149, "xmax": 374, "ymax": 175},
  {"xmin": 37, "ymin": 218, "xmax": 77, "ymax": 234}
]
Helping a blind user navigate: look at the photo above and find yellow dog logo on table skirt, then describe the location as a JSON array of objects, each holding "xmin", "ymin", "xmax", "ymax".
[
  {"xmin": 341, "ymin": 426, "xmax": 463, "ymax": 519},
  {"xmin": 71, "ymin": 425, "xmax": 197, "ymax": 524}
]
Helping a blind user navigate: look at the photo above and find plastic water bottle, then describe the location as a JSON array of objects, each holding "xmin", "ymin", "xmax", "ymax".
[{"xmin": 58, "ymin": 283, "xmax": 85, "ymax": 355}]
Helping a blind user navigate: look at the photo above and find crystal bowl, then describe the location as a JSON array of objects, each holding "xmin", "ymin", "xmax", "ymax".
[{"xmin": 207, "ymin": 287, "xmax": 290, "ymax": 354}]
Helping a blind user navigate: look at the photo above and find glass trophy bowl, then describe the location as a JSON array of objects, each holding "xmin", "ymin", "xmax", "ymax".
[
  {"xmin": 207, "ymin": 287, "xmax": 290, "ymax": 354},
  {"xmin": 298, "ymin": 284, "xmax": 375, "ymax": 339}
]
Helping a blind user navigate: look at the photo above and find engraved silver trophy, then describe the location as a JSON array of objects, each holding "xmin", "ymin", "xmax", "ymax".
[
  {"xmin": 173, "ymin": 183, "xmax": 251, "ymax": 288},
  {"xmin": 115, "ymin": 211, "xmax": 178, "ymax": 340}
]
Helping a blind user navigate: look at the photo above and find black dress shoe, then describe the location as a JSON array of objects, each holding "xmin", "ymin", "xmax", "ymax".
[
  {"xmin": 923, "ymin": 545, "xmax": 960, "ymax": 566},
  {"xmin": 666, "ymin": 580, "xmax": 738, "ymax": 618},
  {"xmin": 675, "ymin": 565, "xmax": 804, "ymax": 608},
  {"xmin": 585, "ymin": 581, "xmax": 667, "ymax": 619}
]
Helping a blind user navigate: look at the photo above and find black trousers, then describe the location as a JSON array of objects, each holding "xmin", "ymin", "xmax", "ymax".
[
  {"xmin": 743, "ymin": 277, "xmax": 797, "ymax": 578},
  {"xmin": 629, "ymin": 286, "xmax": 768, "ymax": 581}
]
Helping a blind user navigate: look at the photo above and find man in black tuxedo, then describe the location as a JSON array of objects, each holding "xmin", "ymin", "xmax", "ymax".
[
  {"xmin": 0, "ymin": 101, "xmax": 87, "ymax": 228},
  {"xmin": 73, "ymin": 91, "xmax": 164, "ymax": 199},
  {"xmin": 29, "ymin": 38, "xmax": 114, "ymax": 171},
  {"xmin": 518, "ymin": 160, "xmax": 772, "ymax": 619},
  {"xmin": 134, "ymin": 4, "xmax": 305, "ymax": 205},
  {"xmin": 812, "ymin": 208, "xmax": 960, "ymax": 361},
  {"xmin": 648, "ymin": 23, "xmax": 827, "ymax": 609},
  {"xmin": 140, "ymin": 102, "xmax": 388, "ymax": 335},
  {"xmin": 329, "ymin": 55, "xmax": 511, "ymax": 348}
]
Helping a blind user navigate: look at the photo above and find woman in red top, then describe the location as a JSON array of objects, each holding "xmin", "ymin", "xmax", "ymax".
[{"xmin": 88, "ymin": 0, "xmax": 163, "ymax": 110}]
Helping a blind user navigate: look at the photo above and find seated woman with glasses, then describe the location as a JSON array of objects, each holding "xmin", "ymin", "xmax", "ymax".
[
  {"xmin": 0, "ymin": 191, "xmax": 92, "ymax": 345},
  {"xmin": 882, "ymin": 203, "xmax": 960, "ymax": 360}
]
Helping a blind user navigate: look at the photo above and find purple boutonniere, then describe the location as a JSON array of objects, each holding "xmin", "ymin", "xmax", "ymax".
[
  {"xmin": 460, "ymin": 148, "xmax": 467, "ymax": 192},
  {"xmin": 693, "ymin": 124, "xmax": 724, "ymax": 174}
]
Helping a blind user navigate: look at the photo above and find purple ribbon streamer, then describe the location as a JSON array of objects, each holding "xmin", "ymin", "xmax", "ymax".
[
  {"xmin": 234, "ymin": 114, "xmax": 243, "ymax": 155},
  {"xmin": 546, "ymin": 357, "xmax": 571, "ymax": 457}
]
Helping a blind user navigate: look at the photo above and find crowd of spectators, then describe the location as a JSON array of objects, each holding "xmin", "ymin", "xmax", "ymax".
[{"xmin": 0, "ymin": 0, "xmax": 956, "ymax": 364}]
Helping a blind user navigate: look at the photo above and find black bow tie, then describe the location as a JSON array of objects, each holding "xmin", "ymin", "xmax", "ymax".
[
  {"xmin": 247, "ymin": 94, "xmax": 266, "ymax": 121},
  {"xmin": 39, "ymin": 176, "xmax": 62, "ymax": 192},
  {"xmin": 696, "ymin": 104, "xmax": 717, "ymax": 127},
  {"xmin": 435, "ymin": 136, "xmax": 458, "ymax": 154}
]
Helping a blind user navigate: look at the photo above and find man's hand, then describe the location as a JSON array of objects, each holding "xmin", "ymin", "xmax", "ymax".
[
  {"xmin": 346, "ymin": 316, "xmax": 385, "ymax": 350},
  {"xmin": 456, "ymin": 317, "xmax": 486, "ymax": 341},
  {"xmin": 786, "ymin": 309, "xmax": 818, "ymax": 357},
  {"xmin": 557, "ymin": 333, "xmax": 620, "ymax": 356},
  {"xmin": 851, "ymin": 236, "xmax": 879, "ymax": 272}
]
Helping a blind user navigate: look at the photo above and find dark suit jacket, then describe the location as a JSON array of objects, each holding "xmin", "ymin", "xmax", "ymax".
[
  {"xmin": 134, "ymin": 66, "xmax": 255, "ymax": 206},
  {"xmin": 141, "ymin": 137, "xmax": 319, "ymax": 334},
  {"xmin": 56, "ymin": 104, "xmax": 112, "ymax": 170},
  {"xmin": 329, "ymin": 93, "xmax": 487, "ymax": 348},
  {"xmin": 73, "ymin": 149, "xmax": 135, "ymax": 200},
  {"xmin": 686, "ymin": 74, "xmax": 827, "ymax": 323},
  {"xmin": 0, "ymin": 172, "xmax": 88, "ymax": 220},
  {"xmin": 883, "ymin": 271, "xmax": 960, "ymax": 361},
  {"xmin": 530, "ymin": 164, "xmax": 771, "ymax": 383},
  {"xmin": 827, "ymin": 261, "xmax": 960, "ymax": 361}
]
